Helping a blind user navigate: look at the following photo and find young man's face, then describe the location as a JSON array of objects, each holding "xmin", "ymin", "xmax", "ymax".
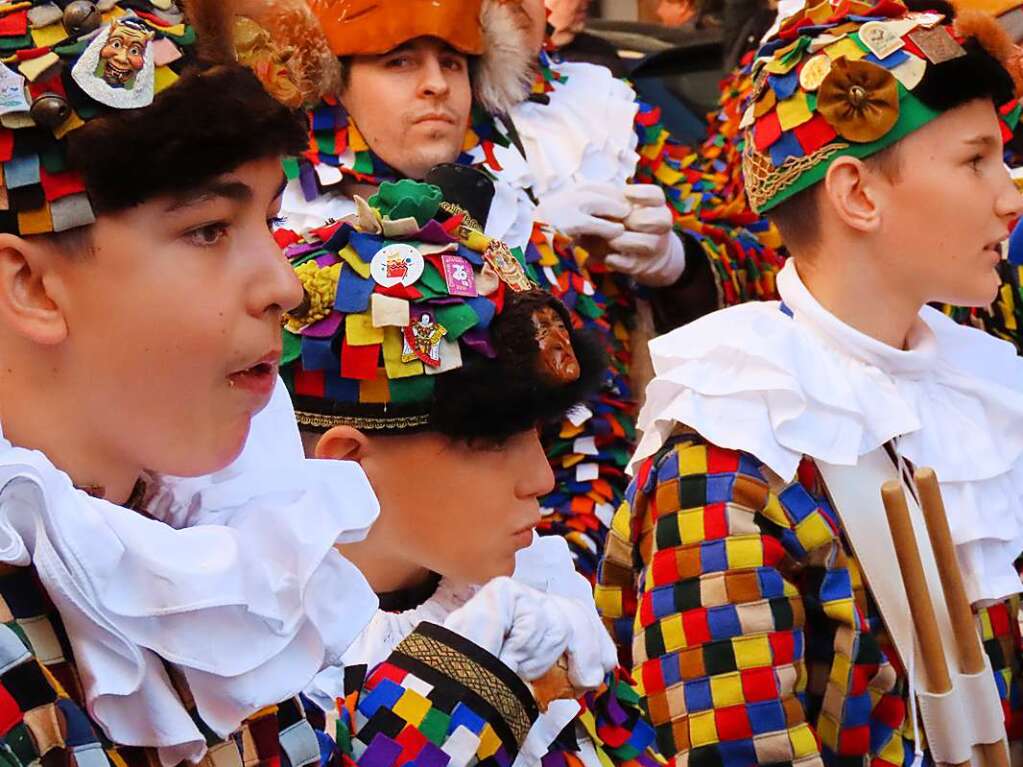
[
  {"xmin": 51, "ymin": 156, "xmax": 302, "ymax": 477},
  {"xmin": 341, "ymin": 37, "xmax": 472, "ymax": 181},
  {"xmin": 351, "ymin": 429, "xmax": 553, "ymax": 583},
  {"xmin": 875, "ymin": 98, "xmax": 1023, "ymax": 306}
]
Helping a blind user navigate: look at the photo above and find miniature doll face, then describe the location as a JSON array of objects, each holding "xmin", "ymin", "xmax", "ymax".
[
  {"xmin": 870, "ymin": 99, "xmax": 1023, "ymax": 307},
  {"xmin": 350, "ymin": 428, "xmax": 553, "ymax": 584},
  {"xmin": 341, "ymin": 37, "xmax": 472, "ymax": 181},
  {"xmin": 48, "ymin": 156, "xmax": 302, "ymax": 477},
  {"xmin": 532, "ymin": 306, "xmax": 580, "ymax": 383},
  {"xmin": 98, "ymin": 22, "xmax": 152, "ymax": 87}
]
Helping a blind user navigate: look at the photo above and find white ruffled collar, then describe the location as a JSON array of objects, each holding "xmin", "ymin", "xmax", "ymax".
[
  {"xmin": 468, "ymin": 61, "xmax": 640, "ymax": 199},
  {"xmin": 0, "ymin": 379, "xmax": 379, "ymax": 765},
  {"xmin": 634, "ymin": 260, "xmax": 1023, "ymax": 603}
]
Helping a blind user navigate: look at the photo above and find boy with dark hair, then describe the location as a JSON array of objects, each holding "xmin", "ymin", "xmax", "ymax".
[
  {"xmin": 275, "ymin": 168, "xmax": 662, "ymax": 767},
  {"xmin": 596, "ymin": 1, "xmax": 1023, "ymax": 762}
]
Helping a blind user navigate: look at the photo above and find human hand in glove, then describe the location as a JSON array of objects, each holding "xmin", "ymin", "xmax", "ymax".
[
  {"xmin": 605, "ymin": 184, "xmax": 687, "ymax": 287},
  {"xmin": 443, "ymin": 576, "xmax": 617, "ymax": 690},
  {"xmin": 534, "ymin": 182, "xmax": 631, "ymax": 242}
]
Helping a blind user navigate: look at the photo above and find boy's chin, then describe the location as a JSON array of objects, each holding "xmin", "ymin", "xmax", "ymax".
[{"xmin": 160, "ymin": 420, "xmax": 251, "ymax": 479}]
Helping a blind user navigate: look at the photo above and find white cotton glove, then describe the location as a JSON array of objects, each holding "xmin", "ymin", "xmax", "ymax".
[
  {"xmin": 534, "ymin": 182, "xmax": 631, "ymax": 242},
  {"xmin": 605, "ymin": 184, "xmax": 687, "ymax": 287},
  {"xmin": 444, "ymin": 576, "xmax": 616, "ymax": 690}
]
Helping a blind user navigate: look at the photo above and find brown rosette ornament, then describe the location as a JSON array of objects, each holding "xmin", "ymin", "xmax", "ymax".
[{"xmin": 818, "ymin": 57, "xmax": 901, "ymax": 142}]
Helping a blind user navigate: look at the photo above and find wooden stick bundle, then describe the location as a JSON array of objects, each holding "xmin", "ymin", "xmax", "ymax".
[{"xmin": 881, "ymin": 471, "xmax": 1009, "ymax": 767}]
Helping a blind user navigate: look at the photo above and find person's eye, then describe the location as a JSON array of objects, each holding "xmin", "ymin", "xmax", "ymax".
[
  {"xmin": 185, "ymin": 222, "xmax": 229, "ymax": 248},
  {"xmin": 385, "ymin": 56, "xmax": 412, "ymax": 69},
  {"xmin": 441, "ymin": 56, "xmax": 465, "ymax": 72}
]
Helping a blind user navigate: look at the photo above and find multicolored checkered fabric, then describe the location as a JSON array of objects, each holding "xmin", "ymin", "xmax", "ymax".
[
  {"xmin": 0, "ymin": 565, "xmax": 559, "ymax": 767},
  {"xmin": 595, "ymin": 428, "xmax": 1023, "ymax": 765}
]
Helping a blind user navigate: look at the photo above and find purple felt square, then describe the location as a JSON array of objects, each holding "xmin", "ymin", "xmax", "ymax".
[
  {"xmin": 361, "ymin": 733, "xmax": 403, "ymax": 767},
  {"xmin": 301, "ymin": 311, "xmax": 343, "ymax": 338}
]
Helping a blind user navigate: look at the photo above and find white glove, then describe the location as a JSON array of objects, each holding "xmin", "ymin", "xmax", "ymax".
[
  {"xmin": 534, "ymin": 182, "xmax": 631, "ymax": 242},
  {"xmin": 444, "ymin": 576, "xmax": 616, "ymax": 690},
  {"xmin": 605, "ymin": 184, "xmax": 687, "ymax": 287}
]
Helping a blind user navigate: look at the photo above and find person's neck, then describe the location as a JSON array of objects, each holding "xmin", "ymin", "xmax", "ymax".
[
  {"xmin": 339, "ymin": 531, "xmax": 431, "ymax": 595},
  {"xmin": 795, "ymin": 242, "xmax": 922, "ymax": 350},
  {"xmin": 0, "ymin": 371, "xmax": 141, "ymax": 505}
]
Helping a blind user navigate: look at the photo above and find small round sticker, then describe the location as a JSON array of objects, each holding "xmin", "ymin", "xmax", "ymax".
[
  {"xmin": 370, "ymin": 244, "xmax": 425, "ymax": 288},
  {"xmin": 799, "ymin": 54, "xmax": 832, "ymax": 92}
]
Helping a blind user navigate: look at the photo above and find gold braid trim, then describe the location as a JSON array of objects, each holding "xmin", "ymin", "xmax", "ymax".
[
  {"xmin": 439, "ymin": 201, "xmax": 484, "ymax": 236},
  {"xmin": 396, "ymin": 631, "xmax": 534, "ymax": 747},
  {"xmin": 294, "ymin": 410, "xmax": 430, "ymax": 430},
  {"xmin": 742, "ymin": 140, "xmax": 850, "ymax": 213}
]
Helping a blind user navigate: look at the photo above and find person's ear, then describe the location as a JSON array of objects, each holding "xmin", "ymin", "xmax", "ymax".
[
  {"xmin": 0, "ymin": 233, "xmax": 69, "ymax": 346},
  {"xmin": 823, "ymin": 156, "xmax": 883, "ymax": 234},
  {"xmin": 315, "ymin": 425, "xmax": 370, "ymax": 462}
]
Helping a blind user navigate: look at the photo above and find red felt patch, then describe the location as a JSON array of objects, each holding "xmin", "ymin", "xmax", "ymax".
[
  {"xmin": 793, "ymin": 113, "xmax": 838, "ymax": 155},
  {"xmin": 0, "ymin": 11, "xmax": 28, "ymax": 37},
  {"xmin": 681, "ymin": 607, "xmax": 712, "ymax": 645},
  {"xmin": 753, "ymin": 111, "xmax": 783, "ymax": 152},
  {"xmin": 714, "ymin": 705, "xmax": 754, "ymax": 740},
  {"xmin": 0, "ymin": 130, "xmax": 14, "ymax": 163},
  {"xmin": 293, "ymin": 368, "xmax": 325, "ymax": 397},
  {"xmin": 768, "ymin": 631, "xmax": 797, "ymax": 664},
  {"xmin": 340, "ymin": 338, "xmax": 380, "ymax": 381},
  {"xmin": 39, "ymin": 167, "xmax": 86, "ymax": 201},
  {"xmin": 740, "ymin": 667, "xmax": 779, "ymax": 702}
]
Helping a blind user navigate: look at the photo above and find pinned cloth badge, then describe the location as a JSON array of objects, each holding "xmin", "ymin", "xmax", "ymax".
[
  {"xmin": 71, "ymin": 18, "xmax": 157, "ymax": 109},
  {"xmin": 858, "ymin": 21, "xmax": 905, "ymax": 59},
  {"xmin": 441, "ymin": 254, "xmax": 477, "ymax": 297},
  {"xmin": 0, "ymin": 64, "xmax": 29, "ymax": 116},
  {"xmin": 371, "ymin": 243, "xmax": 425, "ymax": 288},
  {"xmin": 483, "ymin": 240, "xmax": 532, "ymax": 292},
  {"xmin": 401, "ymin": 313, "xmax": 447, "ymax": 367},
  {"xmin": 908, "ymin": 26, "xmax": 966, "ymax": 64}
]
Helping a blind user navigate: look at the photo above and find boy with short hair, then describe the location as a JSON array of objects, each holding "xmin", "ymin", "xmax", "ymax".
[
  {"xmin": 596, "ymin": 1, "xmax": 1023, "ymax": 761},
  {"xmin": 276, "ymin": 169, "xmax": 661, "ymax": 767},
  {"xmin": 0, "ymin": 3, "xmax": 570, "ymax": 765}
]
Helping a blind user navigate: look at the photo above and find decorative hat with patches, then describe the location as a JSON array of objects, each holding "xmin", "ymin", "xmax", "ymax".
[
  {"xmin": 741, "ymin": 0, "xmax": 1022, "ymax": 213},
  {"xmin": 278, "ymin": 165, "xmax": 605, "ymax": 440},
  {"xmin": 0, "ymin": 0, "xmax": 308, "ymax": 236}
]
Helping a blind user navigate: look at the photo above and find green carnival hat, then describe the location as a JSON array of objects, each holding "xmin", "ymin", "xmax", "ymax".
[{"xmin": 742, "ymin": 0, "xmax": 1022, "ymax": 213}]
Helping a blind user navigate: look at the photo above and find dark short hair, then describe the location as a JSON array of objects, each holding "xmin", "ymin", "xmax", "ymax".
[{"xmin": 65, "ymin": 64, "xmax": 307, "ymax": 216}]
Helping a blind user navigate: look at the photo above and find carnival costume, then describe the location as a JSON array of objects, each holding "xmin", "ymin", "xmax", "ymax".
[{"xmin": 595, "ymin": 1, "xmax": 1023, "ymax": 762}]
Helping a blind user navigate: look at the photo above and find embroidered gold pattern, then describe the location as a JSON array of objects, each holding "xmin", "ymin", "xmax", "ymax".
[
  {"xmin": 294, "ymin": 410, "xmax": 431, "ymax": 430},
  {"xmin": 742, "ymin": 140, "xmax": 850, "ymax": 212},
  {"xmin": 439, "ymin": 201, "xmax": 483, "ymax": 236},
  {"xmin": 396, "ymin": 631, "xmax": 533, "ymax": 746}
]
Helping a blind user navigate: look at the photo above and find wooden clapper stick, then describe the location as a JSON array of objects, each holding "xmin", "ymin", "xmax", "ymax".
[{"xmin": 882, "ymin": 469, "xmax": 1009, "ymax": 767}]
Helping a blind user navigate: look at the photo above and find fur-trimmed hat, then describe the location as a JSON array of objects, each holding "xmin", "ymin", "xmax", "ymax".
[
  {"xmin": 209, "ymin": 0, "xmax": 535, "ymax": 114},
  {"xmin": 278, "ymin": 167, "xmax": 605, "ymax": 441}
]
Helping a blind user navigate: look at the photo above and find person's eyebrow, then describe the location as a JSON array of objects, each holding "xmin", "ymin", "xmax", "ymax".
[
  {"xmin": 164, "ymin": 180, "xmax": 254, "ymax": 213},
  {"xmin": 963, "ymin": 133, "xmax": 999, "ymax": 149}
]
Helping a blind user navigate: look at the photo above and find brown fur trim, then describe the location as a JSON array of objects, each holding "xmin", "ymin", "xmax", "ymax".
[
  {"xmin": 185, "ymin": 0, "xmax": 341, "ymax": 107},
  {"xmin": 475, "ymin": 0, "xmax": 537, "ymax": 114},
  {"xmin": 955, "ymin": 9, "xmax": 1023, "ymax": 93}
]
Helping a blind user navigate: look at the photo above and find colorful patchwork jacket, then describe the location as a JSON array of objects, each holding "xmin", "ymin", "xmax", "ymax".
[
  {"xmin": 594, "ymin": 429, "xmax": 1023, "ymax": 766},
  {"xmin": 0, "ymin": 564, "xmax": 563, "ymax": 767}
]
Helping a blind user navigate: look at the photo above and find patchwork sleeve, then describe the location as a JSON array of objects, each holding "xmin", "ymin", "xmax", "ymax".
[
  {"xmin": 334, "ymin": 622, "xmax": 540, "ymax": 767},
  {"xmin": 600, "ymin": 434, "xmax": 825, "ymax": 766}
]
